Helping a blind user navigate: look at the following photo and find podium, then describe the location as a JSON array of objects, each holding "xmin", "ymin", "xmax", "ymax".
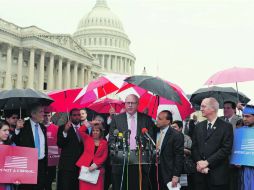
[{"xmin": 110, "ymin": 149, "xmax": 156, "ymax": 165}]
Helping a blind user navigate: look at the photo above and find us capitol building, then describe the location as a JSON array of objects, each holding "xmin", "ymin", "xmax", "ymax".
[{"xmin": 0, "ymin": 0, "xmax": 135, "ymax": 91}]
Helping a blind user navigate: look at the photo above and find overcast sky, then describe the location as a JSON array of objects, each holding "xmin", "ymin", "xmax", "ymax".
[{"xmin": 1, "ymin": 0, "xmax": 254, "ymax": 103}]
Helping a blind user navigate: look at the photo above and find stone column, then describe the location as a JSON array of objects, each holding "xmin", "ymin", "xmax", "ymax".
[
  {"xmin": 78, "ymin": 65, "xmax": 85, "ymax": 87},
  {"xmin": 107, "ymin": 55, "xmax": 111, "ymax": 71},
  {"xmin": 4, "ymin": 44, "xmax": 12, "ymax": 89},
  {"xmin": 38, "ymin": 50, "xmax": 45, "ymax": 91},
  {"xmin": 47, "ymin": 53, "xmax": 54, "ymax": 90},
  {"xmin": 65, "ymin": 60, "xmax": 71, "ymax": 88},
  {"xmin": 131, "ymin": 61, "xmax": 134, "ymax": 74},
  {"xmin": 102, "ymin": 54, "xmax": 105, "ymax": 70},
  {"xmin": 17, "ymin": 48, "xmax": 23, "ymax": 89},
  {"xmin": 127, "ymin": 59, "xmax": 130, "ymax": 74},
  {"xmin": 123, "ymin": 57, "xmax": 126, "ymax": 74},
  {"xmin": 28, "ymin": 48, "xmax": 35, "ymax": 88},
  {"xmin": 57, "ymin": 57, "xmax": 63, "ymax": 89},
  {"xmin": 73, "ymin": 63, "xmax": 78, "ymax": 88},
  {"xmin": 114, "ymin": 56, "xmax": 117, "ymax": 72},
  {"xmin": 119, "ymin": 57, "xmax": 123, "ymax": 73},
  {"xmin": 87, "ymin": 67, "xmax": 91, "ymax": 83}
]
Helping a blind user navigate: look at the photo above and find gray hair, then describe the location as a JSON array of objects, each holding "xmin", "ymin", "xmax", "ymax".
[
  {"xmin": 94, "ymin": 115, "xmax": 104, "ymax": 123},
  {"xmin": 125, "ymin": 94, "xmax": 139, "ymax": 103},
  {"xmin": 205, "ymin": 97, "xmax": 219, "ymax": 112}
]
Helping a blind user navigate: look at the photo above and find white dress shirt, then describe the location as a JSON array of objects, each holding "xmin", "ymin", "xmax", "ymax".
[{"xmin": 30, "ymin": 119, "xmax": 45, "ymax": 160}]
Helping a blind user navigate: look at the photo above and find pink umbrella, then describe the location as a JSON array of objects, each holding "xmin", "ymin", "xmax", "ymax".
[
  {"xmin": 74, "ymin": 74, "xmax": 128, "ymax": 105},
  {"xmin": 205, "ymin": 67, "xmax": 254, "ymax": 85},
  {"xmin": 47, "ymin": 88, "xmax": 84, "ymax": 112},
  {"xmin": 87, "ymin": 98, "xmax": 125, "ymax": 114},
  {"xmin": 204, "ymin": 67, "xmax": 254, "ymax": 100}
]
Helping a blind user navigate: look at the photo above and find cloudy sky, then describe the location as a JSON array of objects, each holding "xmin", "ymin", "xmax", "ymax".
[{"xmin": 1, "ymin": 0, "xmax": 254, "ymax": 102}]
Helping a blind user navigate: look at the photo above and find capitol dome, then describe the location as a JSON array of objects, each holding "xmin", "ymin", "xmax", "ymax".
[
  {"xmin": 76, "ymin": 0, "xmax": 124, "ymax": 32},
  {"xmin": 73, "ymin": 0, "xmax": 135, "ymax": 75}
]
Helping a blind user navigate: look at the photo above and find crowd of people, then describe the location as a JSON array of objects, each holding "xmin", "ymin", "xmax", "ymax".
[{"xmin": 0, "ymin": 94, "xmax": 253, "ymax": 190}]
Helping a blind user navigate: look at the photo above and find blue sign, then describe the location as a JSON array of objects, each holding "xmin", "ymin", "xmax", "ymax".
[{"xmin": 230, "ymin": 127, "xmax": 254, "ymax": 167}]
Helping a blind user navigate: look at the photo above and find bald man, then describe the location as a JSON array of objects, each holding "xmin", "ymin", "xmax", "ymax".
[{"xmin": 192, "ymin": 98, "xmax": 233, "ymax": 190}]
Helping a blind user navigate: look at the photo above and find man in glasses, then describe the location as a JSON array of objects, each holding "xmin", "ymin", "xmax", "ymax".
[
  {"xmin": 57, "ymin": 108, "xmax": 84, "ymax": 190},
  {"xmin": 109, "ymin": 94, "xmax": 154, "ymax": 190}
]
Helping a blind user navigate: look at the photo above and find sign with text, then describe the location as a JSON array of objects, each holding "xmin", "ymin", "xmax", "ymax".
[
  {"xmin": 47, "ymin": 123, "xmax": 60, "ymax": 166},
  {"xmin": 230, "ymin": 127, "xmax": 254, "ymax": 167},
  {"xmin": 0, "ymin": 145, "xmax": 38, "ymax": 184}
]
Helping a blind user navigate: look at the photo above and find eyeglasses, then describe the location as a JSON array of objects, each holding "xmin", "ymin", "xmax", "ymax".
[{"xmin": 125, "ymin": 102, "xmax": 137, "ymax": 105}]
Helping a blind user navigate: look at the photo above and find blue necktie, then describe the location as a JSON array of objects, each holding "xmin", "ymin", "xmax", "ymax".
[{"xmin": 34, "ymin": 124, "xmax": 40, "ymax": 158}]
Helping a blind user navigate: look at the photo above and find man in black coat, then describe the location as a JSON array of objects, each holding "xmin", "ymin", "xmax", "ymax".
[
  {"xmin": 57, "ymin": 108, "xmax": 83, "ymax": 190},
  {"xmin": 109, "ymin": 94, "xmax": 154, "ymax": 190},
  {"xmin": 13, "ymin": 105, "xmax": 48, "ymax": 190},
  {"xmin": 192, "ymin": 97, "xmax": 233, "ymax": 190},
  {"xmin": 154, "ymin": 110, "xmax": 184, "ymax": 190}
]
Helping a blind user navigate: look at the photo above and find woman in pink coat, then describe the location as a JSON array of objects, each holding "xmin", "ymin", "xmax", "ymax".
[{"xmin": 76, "ymin": 123, "xmax": 108, "ymax": 190}]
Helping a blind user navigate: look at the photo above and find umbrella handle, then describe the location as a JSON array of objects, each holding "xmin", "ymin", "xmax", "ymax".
[
  {"xmin": 64, "ymin": 91, "xmax": 70, "ymax": 121},
  {"xmin": 19, "ymin": 107, "xmax": 22, "ymax": 119}
]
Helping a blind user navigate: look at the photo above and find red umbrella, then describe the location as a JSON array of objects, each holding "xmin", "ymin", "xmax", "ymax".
[
  {"xmin": 74, "ymin": 74, "xmax": 128, "ymax": 105},
  {"xmin": 117, "ymin": 81, "xmax": 195, "ymax": 120},
  {"xmin": 47, "ymin": 88, "xmax": 84, "ymax": 112},
  {"xmin": 87, "ymin": 98, "xmax": 125, "ymax": 114}
]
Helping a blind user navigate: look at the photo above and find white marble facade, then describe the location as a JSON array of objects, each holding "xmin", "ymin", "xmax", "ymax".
[{"xmin": 0, "ymin": 0, "xmax": 135, "ymax": 91}]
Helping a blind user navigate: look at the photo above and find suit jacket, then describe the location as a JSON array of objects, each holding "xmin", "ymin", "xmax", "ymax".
[
  {"xmin": 76, "ymin": 126, "xmax": 108, "ymax": 174},
  {"xmin": 158, "ymin": 127, "xmax": 184, "ymax": 185},
  {"xmin": 57, "ymin": 124, "xmax": 84, "ymax": 171},
  {"xmin": 192, "ymin": 117, "xmax": 233, "ymax": 185},
  {"xmin": 220, "ymin": 115, "xmax": 240, "ymax": 131},
  {"xmin": 109, "ymin": 112, "xmax": 154, "ymax": 173},
  {"xmin": 13, "ymin": 119, "xmax": 48, "ymax": 162}
]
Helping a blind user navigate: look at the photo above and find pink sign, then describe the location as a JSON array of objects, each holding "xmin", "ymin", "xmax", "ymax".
[
  {"xmin": 0, "ymin": 145, "xmax": 38, "ymax": 184},
  {"xmin": 46, "ymin": 123, "xmax": 60, "ymax": 166}
]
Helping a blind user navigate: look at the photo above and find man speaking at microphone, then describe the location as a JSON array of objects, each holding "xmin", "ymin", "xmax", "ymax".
[
  {"xmin": 153, "ymin": 110, "xmax": 184, "ymax": 190},
  {"xmin": 109, "ymin": 94, "xmax": 154, "ymax": 190}
]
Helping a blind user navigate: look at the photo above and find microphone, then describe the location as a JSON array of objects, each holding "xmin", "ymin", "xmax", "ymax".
[
  {"xmin": 118, "ymin": 132, "xmax": 123, "ymax": 139},
  {"xmin": 141, "ymin": 128, "xmax": 156, "ymax": 147},
  {"xmin": 125, "ymin": 129, "xmax": 131, "ymax": 146},
  {"xmin": 113, "ymin": 129, "xmax": 119, "ymax": 137}
]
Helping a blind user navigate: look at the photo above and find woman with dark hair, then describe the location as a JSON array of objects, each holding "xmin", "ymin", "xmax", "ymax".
[
  {"xmin": 0, "ymin": 121, "xmax": 13, "ymax": 145},
  {"xmin": 0, "ymin": 121, "xmax": 15, "ymax": 190},
  {"xmin": 76, "ymin": 123, "xmax": 108, "ymax": 190}
]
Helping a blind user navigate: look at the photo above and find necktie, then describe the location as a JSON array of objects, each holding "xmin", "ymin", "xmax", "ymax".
[
  {"xmin": 130, "ymin": 115, "xmax": 136, "ymax": 150},
  {"xmin": 225, "ymin": 118, "xmax": 229, "ymax": 122},
  {"xmin": 74, "ymin": 126, "xmax": 81, "ymax": 142},
  {"xmin": 207, "ymin": 123, "xmax": 212, "ymax": 137},
  {"xmin": 34, "ymin": 124, "xmax": 40, "ymax": 158},
  {"xmin": 156, "ymin": 130, "xmax": 164, "ymax": 153}
]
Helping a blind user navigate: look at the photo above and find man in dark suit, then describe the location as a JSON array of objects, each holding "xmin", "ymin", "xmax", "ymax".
[
  {"xmin": 222, "ymin": 101, "xmax": 240, "ymax": 130},
  {"xmin": 57, "ymin": 108, "xmax": 84, "ymax": 190},
  {"xmin": 109, "ymin": 94, "xmax": 154, "ymax": 190},
  {"xmin": 13, "ymin": 104, "xmax": 48, "ymax": 190},
  {"xmin": 155, "ymin": 110, "xmax": 184, "ymax": 190},
  {"xmin": 192, "ymin": 97, "xmax": 233, "ymax": 190}
]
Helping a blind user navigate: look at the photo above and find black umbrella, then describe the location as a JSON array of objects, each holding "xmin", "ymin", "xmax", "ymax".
[
  {"xmin": 124, "ymin": 75, "xmax": 181, "ymax": 103},
  {"xmin": 0, "ymin": 88, "xmax": 54, "ymax": 110},
  {"xmin": 190, "ymin": 86, "xmax": 250, "ymax": 109}
]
